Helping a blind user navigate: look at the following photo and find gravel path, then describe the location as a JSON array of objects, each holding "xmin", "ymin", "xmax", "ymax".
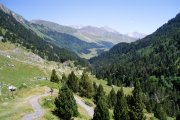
[
  {"xmin": 74, "ymin": 96, "xmax": 94, "ymax": 117},
  {"xmin": 21, "ymin": 92, "xmax": 94, "ymax": 120},
  {"xmin": 21, "ymin": 93, "xmax": 50, "ymax": 120}
]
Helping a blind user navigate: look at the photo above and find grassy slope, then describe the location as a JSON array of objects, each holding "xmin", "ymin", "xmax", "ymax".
[
  {"xmin": 0, "ymin": 42, "xmax": 51, "ymax": 119},
  {"xmin": 89, "ymin": 74, "xmax": 133, "ymax": 95},
  {"xmin": 0, "ymin": 42, "xmax": 164, "ymax": 120},
  {"xmin": 0, "ymin": 42, "xmax": 89, "ymax": 119}
]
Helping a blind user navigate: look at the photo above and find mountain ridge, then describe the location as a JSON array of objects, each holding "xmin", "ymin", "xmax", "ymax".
[
  {"xmin": 31, "ymin": 19, "xmax": 137, "ymax": 44},
  {"xmin": 90, "ymin": 12, "xmax": 180, "ymax": 84},
  {"xmin": 126, "ymin": 32, "xmax": 146, "ymax": 39},
  {"xmin": 0, "ymin": 5, "xmax": 88, "ymax": 66}
]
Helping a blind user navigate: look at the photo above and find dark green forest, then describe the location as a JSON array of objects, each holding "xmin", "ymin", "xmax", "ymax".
[
  {"xmin": 90, "ymin": 13, "xmax": 180, "ymax": 119},
  {"xmin": 0, "ymin": 4, "xmax": 180, "ymax": 119}
]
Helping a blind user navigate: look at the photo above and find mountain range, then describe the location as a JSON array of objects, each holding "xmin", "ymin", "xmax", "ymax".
[
  {"xmin": 0, "ymin": 4, "xmax": 89, "ymax": 66},
  {"xmin": 126, "ymin": 32, "xmax": 146, "ymax": 39},
  {"xmin": 0, "ymin": 3, "xmax": 180, "ymax": 119},
  {"xmin": 90, "ymin": 12, "xmax": 180, "ymax": 89},
  {"xmin": 0, "ymin": 3, "xmax": 140, "ymax": 59}
]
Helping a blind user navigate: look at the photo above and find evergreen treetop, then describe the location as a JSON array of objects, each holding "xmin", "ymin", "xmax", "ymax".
[
  {"xmin": 114, "ymin": 88, "xmax": 129, "ymax": 120},
  {"xmin": 93, "ymin": 97, "xmax": 110, "ymax": 120},
  {"xmin": 54, "ymin": 84, "xmax": 78, "ymax": 120},
  {"xmin": 50, "ymin": 69, "xmax": 59, "ymax": 83},
  {"xmin": 67, "ymin": 71, "xmax": 79, "ymax": 93}
]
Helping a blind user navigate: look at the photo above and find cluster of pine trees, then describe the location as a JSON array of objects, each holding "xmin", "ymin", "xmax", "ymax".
[
  {"xmin": 51, "ymin": 69, "xmax": 147, "ymax": 120},
  {"xmin": 109, "ymin": 80, "xmax": 145, "ymax": 120}
]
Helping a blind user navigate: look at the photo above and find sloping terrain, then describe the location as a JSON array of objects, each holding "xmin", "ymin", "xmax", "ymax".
[
  {"xmin": 90, "ymin": 13, "xmax": 180, "ymax": 118},
  {"xmin": 90, "ymin": 13, "xmax": 180, "ymax": 79},
  {"xmin": 0, "ymin": 4, "xmax": 137, "ymax": 59},
  {"xmin": 0, "ymin": 41, "xmax": 89, "ymax": 120},
  {"xmin": 30, "ymin": 23, "xmax": 104, "ymax": 55},
  {"xmin": 0, "ymin": 6, "xmax": 89, "ymax": 66},
  {"xmin": 32, "ymin": 20, "xmax": 136, "ymax": 45}
]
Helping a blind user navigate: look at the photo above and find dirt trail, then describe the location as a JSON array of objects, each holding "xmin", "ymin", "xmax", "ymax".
[
  {"xmin": 21, "ymin": 92, "xmax": 94, "ymax": 120},
  {"xmin": 21, "ymin": 93, "xmax": 50, "ymax": 120},
  {"xmin": 74, "ymin": 96, "xmax": 94, "ymax": 117}
]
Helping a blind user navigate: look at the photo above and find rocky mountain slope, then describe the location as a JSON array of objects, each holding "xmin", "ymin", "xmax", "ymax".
[{"xmin": 0, "ymin": 4, "xmax": 87, "ymax": 66}]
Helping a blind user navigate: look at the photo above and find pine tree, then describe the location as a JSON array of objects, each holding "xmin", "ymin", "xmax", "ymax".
[
  {"xmin": 114, "ymin": 88, "xmax": 129, "ymax": 120},
  {"xmin": 176, "ymin": 111, "xmax": 180, "ymax": 120},
  {"xmin": 93, "ymin": 97, "xmax": 110, "ymax": 120},
  {"xmin": 67, "ymin": 71, "xmax": 79, "ymax": 93},
  {"xmin": 94, "ymin": 84, "xmax": 105, "ymax": 104},
  {"xmin": 107, "ymin": 88, "xmax": 116, "ymax": 108},
  {"xmin": 54, "ymin": 84, "xmax": 78, "ymax": 120},
  {"xmin": 107, "ymin": 77, "xmax": 112, "ymax": 86},
  {"xmin": 129, "ymin": 80, "xmax": 145, "ymax": 120},
  {"xmin": 79, "ymin": 72, "xmax": 93, "ymax": 98},
  {"xmin": 93, "ymin": 81, "xmax": 98, "ymax": 95},
  {"xmin": 61, "ymin": 73, "xmax": 67, "ymax": 83},
  {"xmin": 154, "ymin": 103, "xmax": 167, "ymax": 120},
  {"xmin": 50, "ymin": 69, "xmax": 59, "ymax": 83}
]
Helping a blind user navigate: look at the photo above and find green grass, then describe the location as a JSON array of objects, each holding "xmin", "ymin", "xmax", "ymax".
[
  {"xmin": 0, "ymin": 55, "xmax": 49, "ymax": 97},
  {"xmin": 0, "ymin": 41, "xmax": 134, "ymax": 120},
  {"xmin": 40, "ymin": 95, "xmax": 92, "ymax": 120},
  {"xmin": 0, "ymin": 56, "xmax": 46, "ymax": 85},
  {"xmin": 0, "ymin": 41, "xmax": 16, "ymax": 50},
  {"xmin": 89, "ymin": 74, "xmax": 133, "ymax": 95},
  {"xmin": 0, "ymin": 85, "xmax": 55, "ymax": 120},
  {"xmin": 0, "ymin": 95, "xmax": 33, "ymax": 120}
]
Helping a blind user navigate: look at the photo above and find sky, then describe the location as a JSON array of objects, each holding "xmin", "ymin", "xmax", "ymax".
[{"xmin": 0, "ymin": 0, "xmax": 180, "ymax": 34}]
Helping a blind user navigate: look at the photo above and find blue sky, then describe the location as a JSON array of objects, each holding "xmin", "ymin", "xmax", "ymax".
[{"xmin": 0, "ymin": 0, "xmax": 180, "ymax": 34}]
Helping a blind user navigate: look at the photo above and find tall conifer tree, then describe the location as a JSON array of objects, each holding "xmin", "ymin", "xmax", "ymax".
[
  {"xmin": 93, "ymin": 97, "xmax": 110, "ymax": 120},
  {"xmin": 107, "ymin": 88, "xmax": 116, "ymax": 108},
  {"xmin": 50, "ymin": 69, "xmax": 59, "ymax": 83},
  {"xmin": 79, "ymin": 72, "xmax": 93, "ymax": 98},
  {"xmin": 129, "ymin": 80, "xmax": 145, "ymax": 120},
  {"xmin": 94, "ymin": 84, "xmax": 105, "ymax": 104},
  {"xmin": 54, "ymin": 85, "xmax": 78, "ymax": 119},
  {"xmin": 114, "ymin": 88, "xmax": 129, "ymax": 120},
  {"xmin": 67, "ymin": 71, "xmax": 79, "ymax": 93}
]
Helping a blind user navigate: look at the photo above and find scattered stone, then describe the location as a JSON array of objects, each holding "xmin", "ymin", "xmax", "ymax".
[
  {"xmin": 37, "ymin": 77, "xmax": 47, "ymax": 81},
  {"xmin": 6, "ymin": 55, "xmax": 11, "ymax": 58},
  {"xmin": 6, "ymin": 64, "xmax": 14, "ymax": 67},
  {"xmin": 4, "ymin": 98, "xmax": 8, "ymax": 100},
  {"xmin": 0, "ymin": 36, "xmax": 3, "ymax": 41}
]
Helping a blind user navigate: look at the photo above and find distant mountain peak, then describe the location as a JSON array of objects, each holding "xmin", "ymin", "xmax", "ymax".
[
  {"xmin": 70, "ymin": 25, "xmax": 84, "ymax": 29},
  {"xmin": 79, "ymin": 25, "xmax": 119, "ymax": 34},
  {"xmin": 30, "ymin": 19, "xmax": 77, "ymax": 34},
  {"xmin": 0, "ymin": 3, "xmax": 11, "ymax": 14},
  {"xmin": 100, "ymin": 26, "xmax": 119, "ymax": 34},
  {"xmin": 30, "ymin": 19, "xmax": 59, "ymax": 26},
  {"xmin": 0, "ymin": 3, "xmax": 27, "ymax": 25},
  {"xmin": 127, "ymin": 32, "xmax": 146, "ymax": 39}
]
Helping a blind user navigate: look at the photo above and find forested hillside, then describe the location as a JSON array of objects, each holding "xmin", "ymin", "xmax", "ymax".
[
  {"xmin": 0, "ymin": 9, "xmax": 87, "ymax": 66},
  {"xmin": 90, "ymin": 13, "xmax": 180, "ymax": 119}
]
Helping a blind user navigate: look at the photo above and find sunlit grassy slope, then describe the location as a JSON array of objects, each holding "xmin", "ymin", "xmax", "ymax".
[
  {"xmin": 0, "ymin": 41, "xmax": 133, "ymax": 120},
  {"xmin": 89, "ymin": 74, "xmax": 133, "ymax": 95}
]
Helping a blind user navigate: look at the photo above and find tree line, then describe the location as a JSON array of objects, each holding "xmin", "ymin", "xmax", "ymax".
[
  {"xmin": 90, "ymin": 13, "xmax": 180, "ymax": 119},
  {"xmin": 50, "ymin": 70, "xmax": 149, "ymax": 120}
]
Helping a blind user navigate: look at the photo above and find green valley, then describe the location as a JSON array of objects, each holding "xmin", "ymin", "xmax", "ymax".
[{"xmin": 0, "ymin": 1, "xmax": 180, "ymax": 120}]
